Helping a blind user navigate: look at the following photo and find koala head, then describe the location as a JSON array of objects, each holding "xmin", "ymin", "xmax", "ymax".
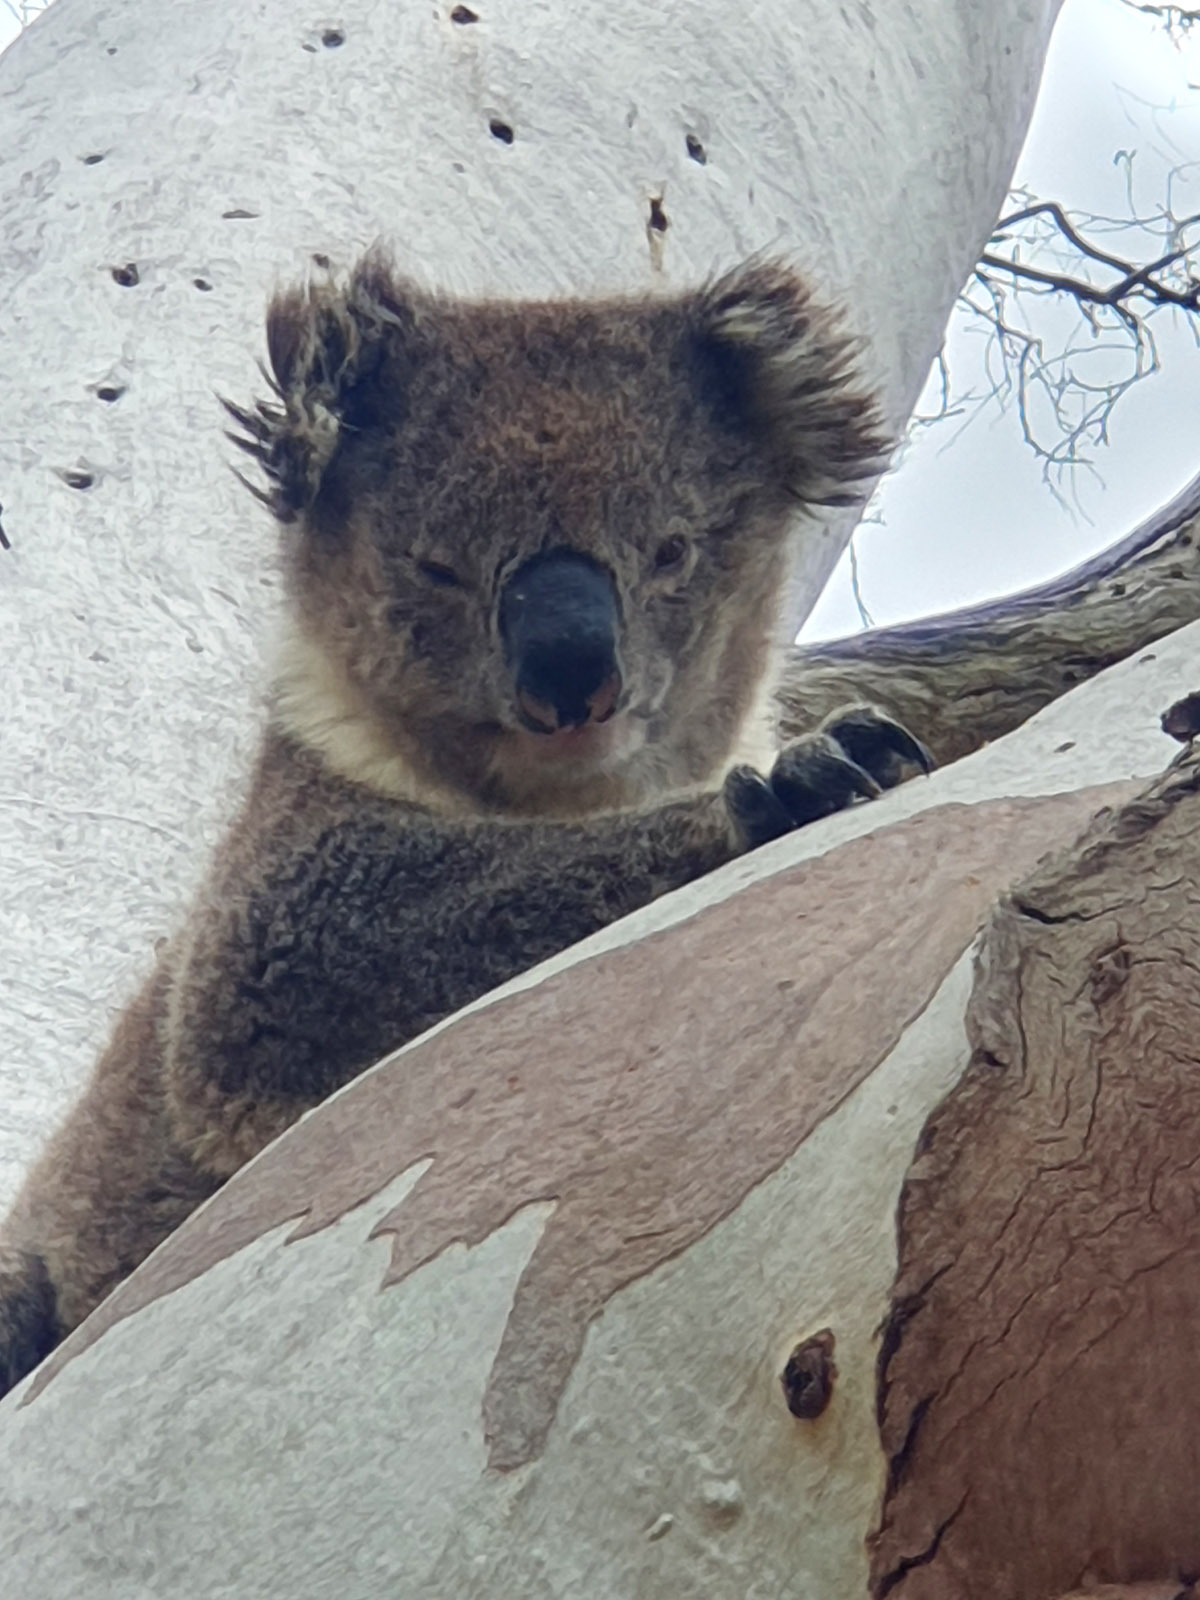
[{"xmin": 227, "ymin": 252, "xmax": 888, "ymax": 817}]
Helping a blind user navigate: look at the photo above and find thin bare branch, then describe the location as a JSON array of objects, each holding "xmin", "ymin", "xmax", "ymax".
[
  {"xmin": 1120, "ymin": 2, "xmax": 1200, "ymax": 39},
  {"xmin": 931, "ymin": 165, "xmax": 1200, "ymax": 491}
]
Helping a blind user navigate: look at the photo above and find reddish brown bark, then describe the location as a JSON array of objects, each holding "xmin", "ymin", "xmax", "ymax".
[{"xmin": 873, "ymin": 751, "xmax": 1200, "ymax": 1600}]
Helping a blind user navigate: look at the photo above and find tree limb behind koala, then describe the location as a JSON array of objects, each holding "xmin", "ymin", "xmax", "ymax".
[{"xmin": 778, "ymin": 468, "xmax": 1200, "ymax": 764}]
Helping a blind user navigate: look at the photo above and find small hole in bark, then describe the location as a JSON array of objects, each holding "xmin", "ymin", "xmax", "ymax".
[
  {"xmin": 82, "ymin": 152, "xmax": 105, "ymax": 166},
  {"xmin": 685, "ymin": 133, "xmax": 707, "ymax": 164},
  {"xmin": 222, "ymin": 208, "xmax": 259, "ymax": 220},
  {"xmin": 1013, "ymin": 897, "xmax": 1057, "ymax": 926},
  {"xmin": 1111, "ymin": 582, "xmax": 1125, "ymax": 596},
  {"xmin": 781, "ymin": 1328, "xmax": 836, "ymax": 1419},
  {"xmin": 1054, "ymin": 740, "xmax": 1075, "ymax": 754},
  {"xmin": 648, "ymin": 196, "xmax": 668, "ymax": 232},
  {"xmin": 111, "ymin": 263, "xmax": 139, "ymax": 287},
  {"xmin": 95, "ymin": 385, "xmax": 125, "ymax": 403},
  {"xmin": 193, "ymin": 277, "xmax": 213, "ymax": 291},
  {"xmin": 322, "ymin": 28, "xmax": 345, "ymax": 47},
  {"xmin": 106, "ymin": 46, "xmax": 117, "ymax": 55},
  {"xmin": 62, "ymin": 470, "xmax": 95, "ymax": 491},
  {"xmin": 450, "ymin": 4, "xmax": 479, "ymax": 19},
  {"xmin": 489, "ymin": 118, "xmax": 514, "ymax": 144},
  {"xmin": 1090, "ymin": 944, "xmax": 1131, "ymax": 1005},
  {"xmin": 312, "ymin": 252, "xmax": 332, "ymax": 269}
]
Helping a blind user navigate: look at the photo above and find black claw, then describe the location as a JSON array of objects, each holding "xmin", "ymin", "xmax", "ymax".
[
  {"xmin": 769, "ymin": 734, "xmax": 881, "ymax": 826},
  {"xmin": 884, "ymin": 726, "xmax": 934, "ymax": 776},
  {"xmin": 908, "ymin": 735, "xmax": 936, "ymax": 775},
  {"xmin": 821, "ymin": 705, "xmax": 936, "ymax": 790},
  {"xmin": 724, "ymin": 707, "xmax": 934, "ymax": 854},
  {"xmin": 723, "ymin": 764, "xmax": 796, "ymax": 849}
]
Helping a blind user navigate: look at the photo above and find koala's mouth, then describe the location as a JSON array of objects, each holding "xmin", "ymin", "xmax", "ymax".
[{"xmin": 509, "ymin": 712, "xmax": 643, "ymax": 771}]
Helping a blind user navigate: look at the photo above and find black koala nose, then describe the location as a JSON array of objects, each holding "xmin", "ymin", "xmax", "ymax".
[{"xmin": 499, "ymin": 549, "xmax": 623, "ymax": 733}]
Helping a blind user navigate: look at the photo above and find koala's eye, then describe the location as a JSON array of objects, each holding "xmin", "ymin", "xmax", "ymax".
[
  {"xmin": 418, "ymin": 559, "xmax": 463, "ymax": 589},
  {"xmin": 652, "ymin": 535, "xmax": 689, "ymax": 574}
]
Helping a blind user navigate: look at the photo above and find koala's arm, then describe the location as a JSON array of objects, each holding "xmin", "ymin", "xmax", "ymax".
[
  {"xmin": 164, "ymin": 733, "xmax": 741, "ymax": 1176},
  {"xmin": 167, "ymin": 702, "xmax": 934, "ymax": 1177}
]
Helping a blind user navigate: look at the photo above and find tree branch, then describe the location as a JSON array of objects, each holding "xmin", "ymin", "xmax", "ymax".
[
  {"xmin": 938, "ymin": 178, "xmax": 1200, "ymax": 484},
  {"xmin": 778, "ymin": 469, "xmax": 1200, "ymax": 763},
  {"xmin": 977, "ymin": 234, "xmax": 1200, "ymax": 314},
  {"xmin": 1120, "ymin": 1, "xmax": 1200, "ymax": 36}
]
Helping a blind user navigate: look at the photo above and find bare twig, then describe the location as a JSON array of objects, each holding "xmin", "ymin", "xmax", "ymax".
[
  {"xmin": 1121, "ymin": 2, "xmax": 1200, "ymax": 39},
  {"xmin": 1, "ymin": 0, "xmax": 52, "ymax": 25},
  {"xmin": 935, "ymin": 173, "xmax": 1200, "ymax": 495},
  {"xmin": 980, "ymin": 199, "xmax": 1200, "ymax": 313},
  {"xmin": 847, "ymin": 539, "xmax": 874, "ymax": 630}
]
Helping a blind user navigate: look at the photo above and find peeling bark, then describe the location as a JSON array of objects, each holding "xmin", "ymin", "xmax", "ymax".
[
  {"xmin": 778, "ymin": 472, "xmax": 1200, "ymax": 765},
  {"xmin": 872, "ymin": 744, "xmax": 1200, "ymax": 1600}
]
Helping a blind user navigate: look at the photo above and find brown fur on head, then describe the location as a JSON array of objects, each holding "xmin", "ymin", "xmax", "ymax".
[{"xmin": 225, "ymin": 252, "xmax": 889, "ymax": 818}]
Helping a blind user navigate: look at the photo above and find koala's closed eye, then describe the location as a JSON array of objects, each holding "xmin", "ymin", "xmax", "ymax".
[
  {"xmin": 418, "ymin": 559, "xmax": 463, "ymax": 588},
  {"xmin": 652, "ymin": 535, "xmax": 690, "ymax": 573}
]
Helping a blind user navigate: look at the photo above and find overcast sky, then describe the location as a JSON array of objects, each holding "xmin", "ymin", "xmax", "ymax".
[
  {"xmin": 805, "ymin": 0, "xmax": 1200, "ymax": 639},
  {"xmin": 4, "ymin": 0, "xmax": 1196, "ymax": 642}
]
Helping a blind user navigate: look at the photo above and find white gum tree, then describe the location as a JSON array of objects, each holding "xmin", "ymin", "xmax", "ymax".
[{"xmin": 12, "ymin": 2, "xmax": 1198, "ymax": 1597}]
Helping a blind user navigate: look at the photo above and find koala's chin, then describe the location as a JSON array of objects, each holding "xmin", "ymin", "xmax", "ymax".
[
  {"xmin": 507, "ymin": 717, "xmax": 645, "ymax": 773},
  {"xmin": 485, "ymin": 714, "xmax": 651, "ymax": 813}
]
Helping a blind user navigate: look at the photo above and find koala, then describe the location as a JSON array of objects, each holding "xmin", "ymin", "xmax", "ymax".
[{"xmin": 0, "ymin": 253, "xmax": 930, "ymax": 1395}]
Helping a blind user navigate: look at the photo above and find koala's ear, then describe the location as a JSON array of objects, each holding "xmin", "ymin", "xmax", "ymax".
[
  {"xmin": 223, "ymin": 254, "xmax": 422, "ymax": 522},
  {"xmin": 691, "ymin": 260, "xmax": 892, "ymax": 509}
]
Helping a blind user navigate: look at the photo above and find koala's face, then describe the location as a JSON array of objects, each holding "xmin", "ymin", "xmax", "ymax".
[{"xmin": 230, "ymin": 256, "xmax": 887, "ymax": 814}]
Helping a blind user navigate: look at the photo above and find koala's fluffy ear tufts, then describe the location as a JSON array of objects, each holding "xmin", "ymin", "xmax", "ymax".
[
  {"xmin": 693, "ymin": 260, "xmax": 892, "ymax": 510},
  {"xmin": 223, "ymin": 251, "xmax": 425, "ymax": 522}
]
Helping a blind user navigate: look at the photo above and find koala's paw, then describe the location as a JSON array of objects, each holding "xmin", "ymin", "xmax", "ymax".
[
  {"xmin": 724, "ymin": 702, "xmax": 934, "ymax": 850},
  {"xmin": 0, "ymin": 1246, "xmax": 59, "ymax": 1400}
]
